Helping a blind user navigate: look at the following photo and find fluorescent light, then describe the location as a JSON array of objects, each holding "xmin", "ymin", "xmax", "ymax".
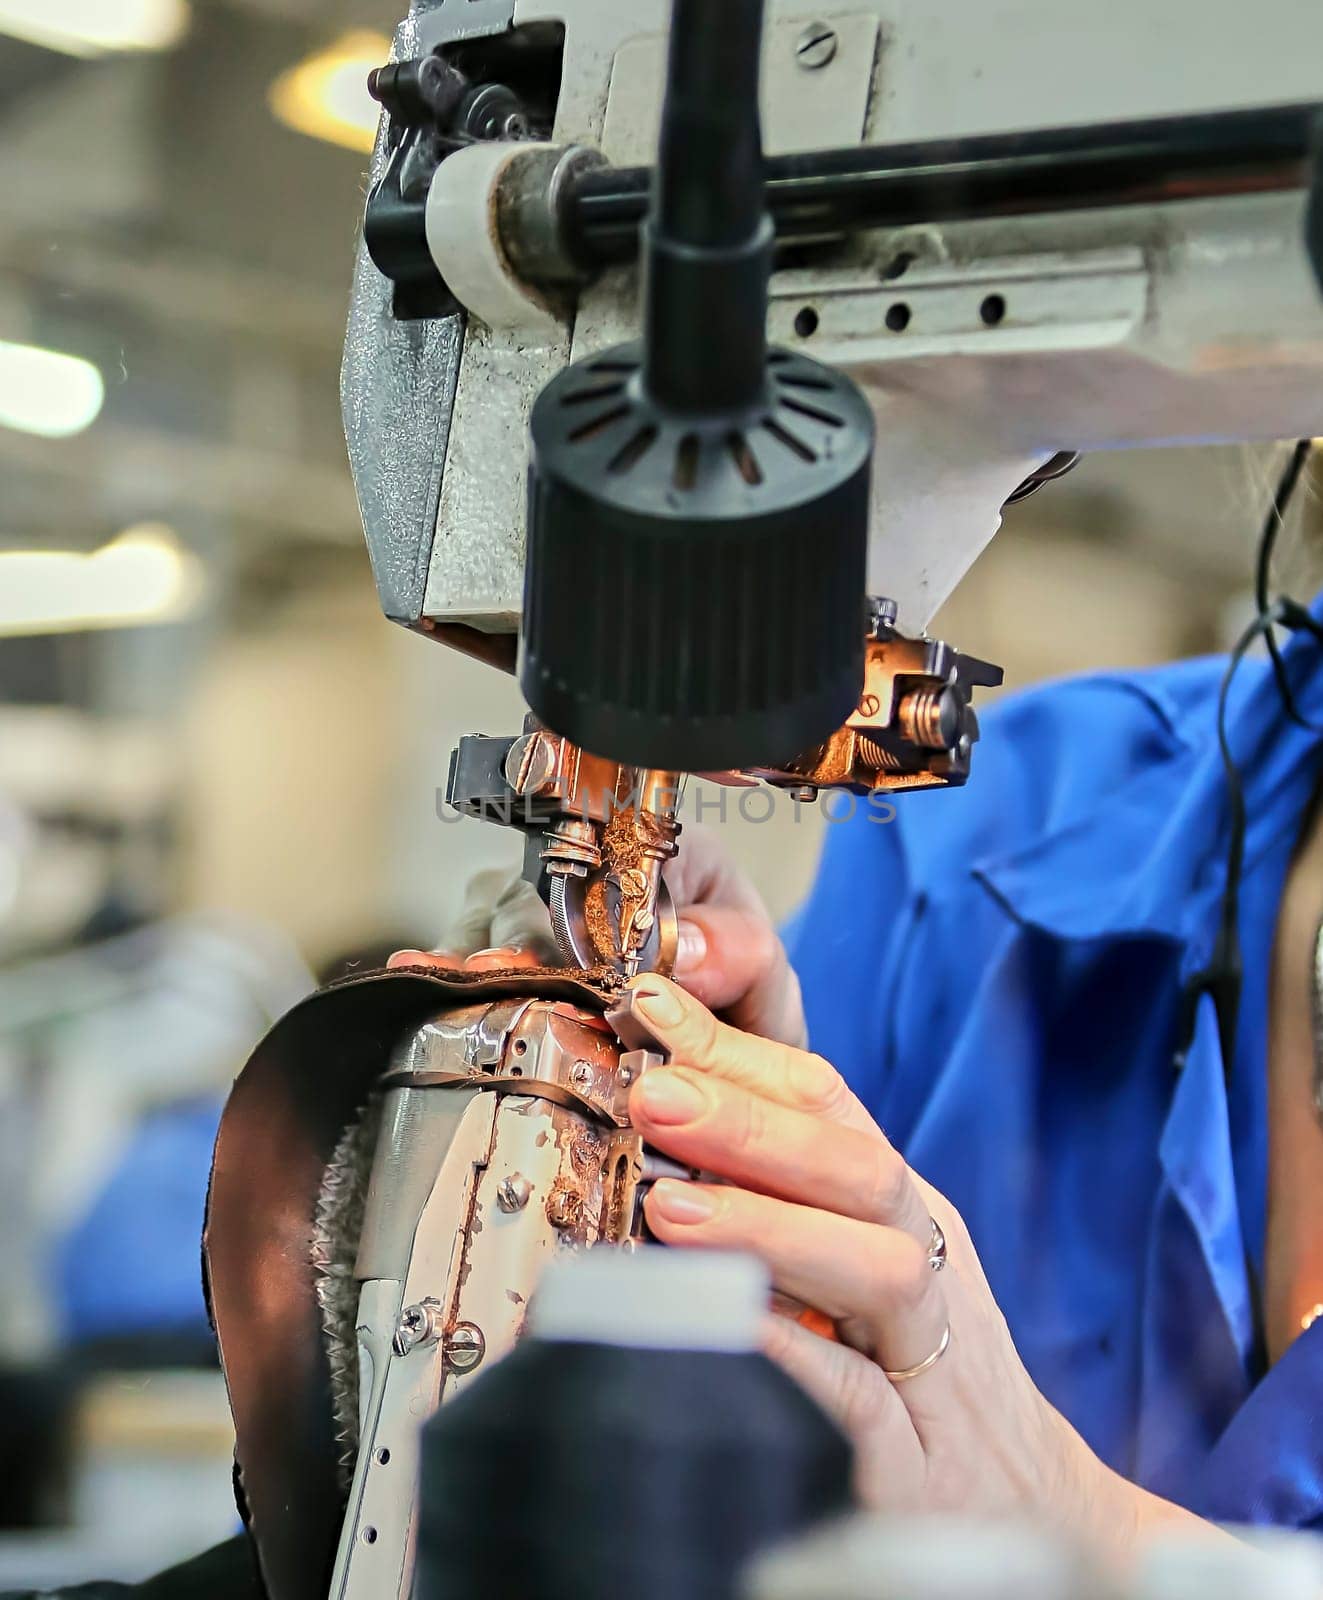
[
  {"xmin": 0, "ymin": 0, "xmax": 189, "ymax": 55},
  {"xmin": 269, "ymin": 31, "xmax": 391, "ymax": 155},
  {"xmin": 0, "ymin": 525, "xmax": 206, "ymax": 638},
  {"xmin": 0, "ymin": 340, "xmax": 104, "ymax": 439}
]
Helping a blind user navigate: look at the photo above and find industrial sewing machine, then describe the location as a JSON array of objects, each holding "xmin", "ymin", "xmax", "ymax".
[{"xmin": 203, "ymin": 3, "xmax": 1323, "ymax": 1597}]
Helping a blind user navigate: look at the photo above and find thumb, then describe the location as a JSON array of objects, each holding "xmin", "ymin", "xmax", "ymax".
[
  {"xmin": 674, "ymin": 903, "xmax": 806, "ymax": 1047},
  {"xmin": 488, "ymin": 876, "xmax": 560, "ymax": 964}
]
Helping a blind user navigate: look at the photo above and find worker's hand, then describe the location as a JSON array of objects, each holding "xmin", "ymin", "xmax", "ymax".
[
  {"xmin": 624, "ymin": 974, "xmax": 1178, "ymax": 1550},
  {"xmin": 388, "ymin": 825, "xmax": 807, "ymax": 1048},
  {"xmin": 389, "ymin": 869, "xmax": 559, "ymax": 974},
  {"xmin": 662, "ymin": 822, "xmax": 806, "ymax": 1047}
]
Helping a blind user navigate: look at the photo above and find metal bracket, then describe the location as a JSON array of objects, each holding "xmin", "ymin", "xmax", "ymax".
[
  {"xmin": 416, "ymin": 0, "xmax": 517, "ymax": 53},
  {"xmin": 388, "ymin": 997, "xmax": 634, "ymax": 1125}
]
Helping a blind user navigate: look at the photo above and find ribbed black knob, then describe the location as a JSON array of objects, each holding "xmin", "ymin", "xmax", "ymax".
[{"xmin": 520, "ymin": 342, "xmax": 873, "ymax": 770}]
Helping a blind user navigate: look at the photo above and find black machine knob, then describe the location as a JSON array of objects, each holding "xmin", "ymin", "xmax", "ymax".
[
  {"xmin": 522, "ymin": 345, "xmax": 873, "ymax": 771},
  {"xmin": 519, "ymin": 0, "xmax": 875, "ymax": 772}
]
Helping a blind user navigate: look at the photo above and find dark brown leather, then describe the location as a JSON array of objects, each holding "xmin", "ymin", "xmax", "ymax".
[{"xmin": 203, "ymin": 965, "xmax": 614, "ymax": 1600}]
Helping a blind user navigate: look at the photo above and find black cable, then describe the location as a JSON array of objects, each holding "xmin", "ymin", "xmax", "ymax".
[
  {"xmin": 652, "ymin": 0, "xmax": 766, "ymax": 250},
  {"xmin": 642, "ymin": 0, "xmax": 772, "ymax": 414},
  {"xmin": 1254, "ymin": 438, "xmax": 1317, "ymax": 727},
  {"xmin": 1174, "ymin": 440, "xmax": 1317, "ymax": 1076}
]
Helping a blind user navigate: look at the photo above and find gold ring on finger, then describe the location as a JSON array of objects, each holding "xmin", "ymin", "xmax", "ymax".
[{"xmin": 882, "ymin": 1322, "xmax": 951, "ymax": 1383}]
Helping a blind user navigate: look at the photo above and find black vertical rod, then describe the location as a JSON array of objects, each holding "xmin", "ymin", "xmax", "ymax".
[{"xmin": 643, "ymin": 0, "xmax": 774, "ymax": 414}]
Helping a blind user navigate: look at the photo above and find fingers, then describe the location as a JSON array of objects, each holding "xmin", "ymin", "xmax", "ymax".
[
  {"xmin": 486, "ymin": 877, "xmax": 560, "ymax": 964},
  {"xmin": 762, "ymin": 1314, "xmax": 925, "ymax": 1505},
  {"xmin": 630, "ymin": 1071, "xmax": 931, "ymax": 1248},
  {"xmin": 382, "ymin": 828, "xmax": 804, "ymax": 1052},
  {"xmin": 462, "ymin": 947, "xmax": 545, "ymax": 972},
  {"xmin": 662, "ymin": 828, "xmax": 807, "ymax": 1046},
  {"xmin": 387, "ymin": 947, "xmax": 463, "ymax": 971},
  {"xmin": 630, "ymin": 975, "xmax": 864, "ymax": 1125},
  {"xmin": 627, "ymin": 979, "xmax": 932, "ymax": 1245},
  {"xmin": 763, "ymin": 1313, "xmax": 916, "ymax": 1449},
  {"xmin": 646, "ymin": 1179, "xmax": 948, "ymax": 1377},
  {"xmin": 672, "ymin": 907, "xmax": 807, "ymax": 1048},
  {"xmin": 664, "ymin": 822, "xmax": 767, "ymax": 920},
  {"xmin": 447, "ymin": 868, "xmax": 509, "ymax": 953},
  {"xmin": 447, "ymin": 870, "xmax": 560, "ymax": 965},
  {"xmin": 386, "ymin": 946, "xmax": 543, "ymax": 973},
  {"xmin": 388, "ymin": 869, "xmax": 561, "ymax": 973}
]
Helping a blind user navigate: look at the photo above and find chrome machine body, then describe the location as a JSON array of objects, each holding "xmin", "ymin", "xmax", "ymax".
[{"xmin": 329, "ymin": 993, "xmax": 671, "ymax": 1599}]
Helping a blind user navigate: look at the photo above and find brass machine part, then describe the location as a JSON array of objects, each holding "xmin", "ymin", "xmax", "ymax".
[
  {"xmin": 577, "ymin": 774, "xmax": 682, "ymax": 976},
  {"xmin": 447, "ymin": 623, "xmax": 991, "ymax": 979},
  {"xmin": 614, "ymin": 768, "xmax": 682, "ymax": 976},
  {"xmin": 380, "ymin": 996, "xmax": 668, "ymax": 1249},
  {"xmin": 748, "ymin": 628, "xmax": 991, "ymax": 795},
  {"xmin": 895, "ymin": 687, "xmax": 954, "ymax": 750},
  {"xmin": 504, "ymin": 728, "xmax": 682, "ymax": 976}
]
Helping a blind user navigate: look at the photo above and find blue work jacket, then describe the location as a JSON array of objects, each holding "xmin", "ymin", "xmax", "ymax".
[{"xmin": 786, "ymin": 609, "xmax": 1323, "ymax": 1528}]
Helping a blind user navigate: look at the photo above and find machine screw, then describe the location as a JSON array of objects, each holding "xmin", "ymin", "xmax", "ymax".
[
  {"xmin": 505, "ymin": 732, "xmax": 557, "ymax": 798},
  {"xmin": 444, "ymin": 1322, "xmax": 486, "ymax": 1374},
  {"xmin": 570, "ymin": 1060, "xmax": 596, "ymax": 1091},
  {"xmin": 497, "ymin": 1173, "xmax": 532, "ymax": 1212},
  {"xmin": 547, "ymin": 1187, "xmax": 584, "ymax": 1230},
  {"xmin": 866, "ymin": 596, "xmax": 898, "ymax": 638},
  {"xmin": 392, "ymin": 1299, "xmax": 443, "ymax": 1357},
  {"xmin": 795, "ymin": 22, "xmax": 838, "ymax": 69},
  {"xmin": 618, "ymin": 867, "xmax": 650, "ymax": 897},
  {"xmin": 788, "ymin": 785, "xmax": 819, "ymax": 803}
]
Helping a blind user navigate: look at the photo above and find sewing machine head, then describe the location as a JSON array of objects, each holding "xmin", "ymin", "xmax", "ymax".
[{"xmin": 341, "ymin": 0, "xmax": 1323, "ymax": 980}]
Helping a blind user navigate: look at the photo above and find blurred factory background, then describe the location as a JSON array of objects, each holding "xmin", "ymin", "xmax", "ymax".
[{"xmin": 0, "ymin": 0, "xmax": 1319, "ymax": 1589}]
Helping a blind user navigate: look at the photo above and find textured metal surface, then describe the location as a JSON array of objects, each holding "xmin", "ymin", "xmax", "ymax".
[
  {"xmin": 422, "ymin": 317, "xmax": 569, "ymax": 627},
  {"xmin": 442, "ymin": 0, "xmax": 1323, "ymax": 636},
  {"xmin": 417, "ymin": 0, "xmax": 518, "ymax": 52},
  {"xmin": 330, "ymin": 1090, "xmax": 501, "ymax": 1600},
  {"xmin": 341, "ymin": 1, "xmax": 516, "ymax": 627},
  {"xmin": 548, "ymin": 871, "xmax": 678, "ymax": 975}
]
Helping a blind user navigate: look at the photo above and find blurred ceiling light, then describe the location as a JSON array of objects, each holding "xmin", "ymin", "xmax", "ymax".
[
  {"xmin": 269, "ymin": 30, "xmax": 390, "ymax": 154},
  {"xmin": 0, "ymin": 339, "xmax": 104, "ymax": 439},
  {"xmin": 0, "ymin": 525, "xmax": 207, "ymax": 638},
  {"xmin": 0, "ymin": 0, "xmax": 189, "ymax": 55}
]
